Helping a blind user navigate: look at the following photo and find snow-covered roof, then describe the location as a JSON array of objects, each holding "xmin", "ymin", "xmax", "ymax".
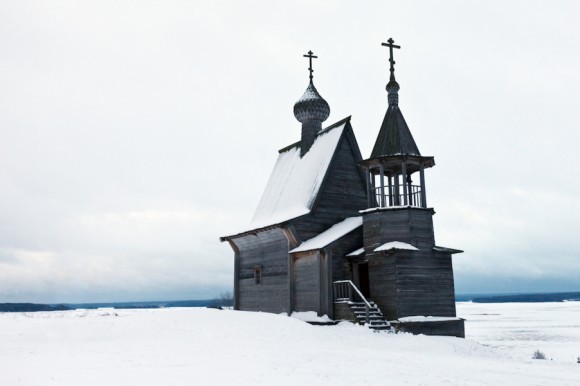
[
  {"xmin": 374, "ymin": 241, "xmax": 418, "ymax": 252},
  {"xmin": 290, "ymin": 216, "xmax": 362, "ymax": 253},
  {"xmin": 346, "ymin": 247, "xmax": 365, "ymax": 257},
  {"xmin": 249, "ymin": 121, "xmax": 347, "ymax": 230}
]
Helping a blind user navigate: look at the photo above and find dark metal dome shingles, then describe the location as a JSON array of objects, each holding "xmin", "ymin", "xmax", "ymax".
[
  {"xmin": 293, "ymin": 81, "xmax": 330, "ymax": 123},
  {"xmin": 370, "ymin": 103, "xmax": 421, "ymax": 158}
]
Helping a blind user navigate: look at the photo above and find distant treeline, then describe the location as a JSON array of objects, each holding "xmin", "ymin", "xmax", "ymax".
[
  {"xmin": 0, "ymin": 303, "xmax": 71, "ymax": 312},
  {"xmin": 66, "ymin": 299, "xmax": 219, "ymax": 310},
  {"xmin": 0, "ymin": 299, "xmax": 220, "ymax": 313},
  {"xmin": 472, "ymin": 292, "xmax": 580, "ymax": 303}
]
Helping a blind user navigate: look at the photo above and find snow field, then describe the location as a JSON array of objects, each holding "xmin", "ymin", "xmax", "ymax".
[
  {"xmin": 458, "ymin": 301, "xmax": 580, "ymax": 363},
  {"xmin": 0, "ymin": 304, "xmax": 578, "ymax": 385}
]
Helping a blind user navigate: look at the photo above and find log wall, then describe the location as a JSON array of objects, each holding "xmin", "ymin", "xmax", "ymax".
[{"xmin": 233, "ymin": 228, "xmax": 290, "ymax": 313}]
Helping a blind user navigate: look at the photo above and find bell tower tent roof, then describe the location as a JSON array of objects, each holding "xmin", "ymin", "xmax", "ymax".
[{"xmin": 369, "ymin": 38, "xmax": 421, "ymax": 158}]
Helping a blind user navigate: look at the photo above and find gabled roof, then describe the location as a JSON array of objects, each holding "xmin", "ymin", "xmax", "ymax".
[
  {"xmin": 370, "ymin": 106, "xmax": 420, "ymax": 158},
  {"xmin": 289, "ymin": 216, "xmax": 362, "ymax": 253},
  {"xmin": 248, "ymin": 117, "xmax": 351, "ymax": 231}
]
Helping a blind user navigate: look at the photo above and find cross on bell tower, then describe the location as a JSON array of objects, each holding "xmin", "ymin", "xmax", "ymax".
[{"xmin": 381, "ymin": 38, "xmax": 400, "ymax": 81}]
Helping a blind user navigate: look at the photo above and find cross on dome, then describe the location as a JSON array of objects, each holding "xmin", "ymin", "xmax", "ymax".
[{"xmin": 303, "ymin": 50, "xmax": 318, "ymax": 81}]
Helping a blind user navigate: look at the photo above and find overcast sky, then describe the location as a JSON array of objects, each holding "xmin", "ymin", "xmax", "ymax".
[{"xmin": 1, "ymin": 1, "xmax": 579, "ymax": 303}]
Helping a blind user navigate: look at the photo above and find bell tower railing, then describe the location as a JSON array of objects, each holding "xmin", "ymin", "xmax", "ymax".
[
  {"xmin": 364, "ymin": 159, "xmax": 430, "ymax": 209},
  {"xmin": 373, "ymin": 184, "xmax": 423, "ymax": 208}
]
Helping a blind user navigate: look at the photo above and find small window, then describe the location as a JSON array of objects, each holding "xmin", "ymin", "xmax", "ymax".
[{"xmin": 254, "ymin": 266, "xmax": 262, "ymax": 285}]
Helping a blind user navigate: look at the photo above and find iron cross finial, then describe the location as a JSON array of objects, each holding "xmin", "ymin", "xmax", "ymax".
[
  {"xmin": 381, "ymin": 38, "xmax": 401, "ymax": 81},
  {"xmin": 303, "ymin": 50, "xmax": 318, "ymax": 81}
]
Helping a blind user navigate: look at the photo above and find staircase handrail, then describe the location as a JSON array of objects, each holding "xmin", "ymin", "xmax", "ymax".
[
  {"xmin": 333, "ymin": 280, "xmax": 373, "ymax": 309},
  {"xmin": 333, "ymin": 280, "xmax": 372, "ymax": 324}
]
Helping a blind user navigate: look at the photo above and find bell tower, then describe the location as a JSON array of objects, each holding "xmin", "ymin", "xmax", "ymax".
[
  {"xmin": 361, "ymin": 38, "xmax": 434, "ymax": 211},
  {"xmin": 358, "ymin": 39, "xmax": 463, "ymax": 337}
]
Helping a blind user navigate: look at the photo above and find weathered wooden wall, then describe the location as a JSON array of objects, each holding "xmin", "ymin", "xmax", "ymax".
[
  {"xmin": 329, "ymin": 231, "xmax": 362, "ymax": 283},
  {"xmin": 394, "ymin": 319, "xmax": 465, "ymax": 338},
  {"xmin": 367, "ymin": 253, "xmax": 397, "ymax": 319},
  {"xmin": 368, "ymin": 250, "xmax": 457, "ymax": 320},
  {"xmin": 333, "ymin": 302, "xmax": 357, "ymax": 322},
  {"xmin": 363, "ymin": 207, "xmax": 435, "ymax": 252},
  {"xmin": 233, "ymin": 228, "xmax": 290, "ymax": 313},
  {"xmin": 395, "ymin": 251, "xmax": 457, "ymax": 318},
  {"xmin": 363, "ymin": 207, "xmax": 457, "ymax": 320},
  {"xmin": 293, "ymin": 252, "xmax": 320, "ymax": 312},
  {"xmin": 293, "ymin": 127, "xmax": 368, "ymax": 242}
]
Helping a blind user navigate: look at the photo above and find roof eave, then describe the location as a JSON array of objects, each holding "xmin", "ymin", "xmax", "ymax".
[{"xmin": 219, "ymin": 212, "xmax": 311, "ymax": 242}]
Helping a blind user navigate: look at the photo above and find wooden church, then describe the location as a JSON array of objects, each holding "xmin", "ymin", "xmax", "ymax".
[{"xmin": 220, "ymin": 40, "xmax": 464, "ymax": 337}]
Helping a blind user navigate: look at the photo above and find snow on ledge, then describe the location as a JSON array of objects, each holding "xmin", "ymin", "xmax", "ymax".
[
  {"xmin": 398, "ymin": 316, "xmax": 462, "ymax": 323},
  {"xmin": 289, "ymin": 311, "xmax": 332, "ymax": 323},
  {"xmin": 374, "ymin": 241, "xmax": 418, "ymax": 252},
  {"xmin": 290, "ymin": 217, "xmax": 362, "ymax": 253},
  {"xmin": 346, "ymin": 247, "xmax": 365, "ymax": 257},
  {"xmin": 359, "ymin": 205, "xmax": 432, "ymax": 214}
]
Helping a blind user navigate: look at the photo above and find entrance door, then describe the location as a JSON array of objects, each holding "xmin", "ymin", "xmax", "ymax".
[{"xmin": 358, "ymin": 263, "xmax": 371, "ymax": 298}]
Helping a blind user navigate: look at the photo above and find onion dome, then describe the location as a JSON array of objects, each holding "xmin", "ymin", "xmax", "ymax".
[
  {"xmin": 293, "ymin": 80, "xmax": 330, "ymax": 123},
  {"xmin": 386, "ymin": 78, "xmax": 400, "ymax": 107}
]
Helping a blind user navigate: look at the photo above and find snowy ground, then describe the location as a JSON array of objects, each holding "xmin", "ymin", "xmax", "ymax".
[
  {"xmin": 0, "ymin": 303, "xmax": 579, "ymax": 385},
  {"xmin": 457, "ymin": 301, "xmax": 580, "ymax": 363}
]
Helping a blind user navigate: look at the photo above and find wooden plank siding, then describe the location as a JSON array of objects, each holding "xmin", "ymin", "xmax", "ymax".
[
  {"xmin": 363, "ymin": 207, "xmax": 436, "ymax": 252},
  {"xmin": 293, "ymin": 252, "xmax": 320, "ymax": 312},
  {"xmin": 293, "ymin": 125, "xmax": 368, "ymax": 242},
  {"xmin": 328, "ymin": 230, "xmax": 363, "ymax": 283},
  {"xmin": 368, "ymin": 249, "xmax": 457, "ymax": 320},
  {"xmin": 395, "ymin": 251, "xmax": 457, "ymax": 318},
  {"xmin": 232, "ymin": 228, "xmax": 290, "ymax": 314},
  {"xmin": 396, "ymin": 319, "xmax": 465, "ymax": 338},
  {"xmin": 333, "ymin": 302, "xmax": 358, "ymax": 322},
  {"xmin": 367, "ymin": 252, "xmax": 398, "ymax": 319},
  {"xmin": 364, "ymin": 207, "xmax": 457, "ymax": 320}
]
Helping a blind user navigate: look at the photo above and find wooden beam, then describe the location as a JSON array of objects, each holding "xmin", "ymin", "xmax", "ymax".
[
  {"xmin": 326, "ymin": 250, "xmax": 333, "ymax": 319},
  {"xmin": 317, "ymin": 251, "xmax": 323, "ymax": 316},
  {"xmin": 364, "ymin": 167, "xmax": 372, "ymax": 208},
  {"xmin": 379, "ymin": 165, "xmax": 385, "ymax": 207},
  {"xmin": 420, "ymin": 162, "xmax": 427, "ymax": 208},
  {"xmin": 388, "ymin": 175, "xmax": 393, "ymax": 206},
  {"xmin": 394, "ymin": 173, "xmax": 400, "ymax": 205},
  {"xmin": 370, "ymin": 170, "xmax": 376, "ymax": 207},
  {"xmin": 402, "ymin": 163, "xmax": 408, "ymax": 206},
  {"xmin": 227, "ymin": 240, "xmax": 241, "ymax": 310},
  {"xmin": 281, "ymin": 227, "xmax": 301, "ymax": 315}
]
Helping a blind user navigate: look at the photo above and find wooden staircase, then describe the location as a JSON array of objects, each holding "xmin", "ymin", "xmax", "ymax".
[
  {"xmin": 349, "ymin": 300, "xmax": 391, "ymax": 331},
  {"xmin": 333, "ymin": 280, "xmax": 392, "ymax": 332}
]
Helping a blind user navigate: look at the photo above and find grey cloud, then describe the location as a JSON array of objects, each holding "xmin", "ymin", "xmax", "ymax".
[{"xmin": 0, "ymin": 1, "xmax": 579, "ymax": 302}]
